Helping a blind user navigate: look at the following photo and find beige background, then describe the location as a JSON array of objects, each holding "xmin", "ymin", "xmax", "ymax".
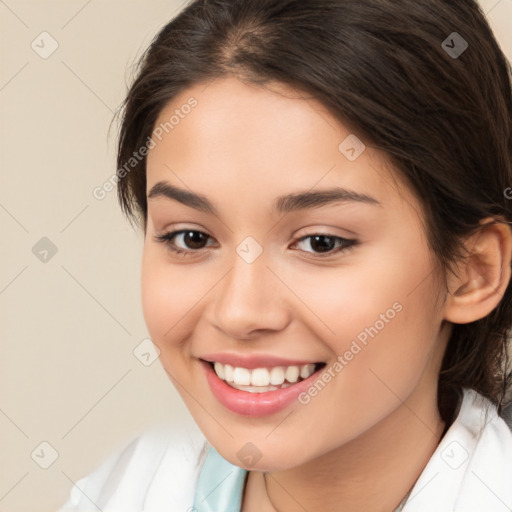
[{"xmin": 1, "ymin": 1, "xmax": 511, "ymax": 511}]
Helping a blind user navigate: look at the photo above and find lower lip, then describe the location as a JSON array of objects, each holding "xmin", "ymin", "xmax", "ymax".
[{"xmin": 201, "ymin": 360, "xmax": 323, "ymax": 417}]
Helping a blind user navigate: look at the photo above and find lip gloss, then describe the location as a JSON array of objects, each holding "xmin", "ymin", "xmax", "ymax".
[{"xmin": 201, "ymin": 360, "xmax": 322, "ymax": 417}]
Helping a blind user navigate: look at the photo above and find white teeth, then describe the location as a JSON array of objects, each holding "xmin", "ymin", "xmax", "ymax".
[
  {"xmin": 230, "ymin": 382, "xmax": 294, "ymax": 393},
  {"xmin": 300, "ymin": 363, "xmax": 315, "ymax": 379},
  {"xmin": 214, "ymin": 362, "xmax": 224, "ymax": 380},
  {"xmin": 251, "ymin": 368, "xmax": 270, "ymax": 386},
  {"xmin": 224, "ymin": 364, "xmax": 234, "ymax": 383},
  {"xmin": 233, "ymin": 367, "xmax": 251, "ymax": 386},
  {"xmin": 285, "ymin": 365, "xmax": 300, "ymax": 383},
  {"xmin": 231, "ymin": 383, "xmax": 278, "ymax": 393},
  {"xmin": 269, "ymin": 366, "xmax": 285, "ymax": 385},
  {"xmin": 211, "ymin": 361, "xmax": 318, "ymax": 389}
]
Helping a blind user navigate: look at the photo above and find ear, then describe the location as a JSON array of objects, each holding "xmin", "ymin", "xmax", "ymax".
[{"xmin": 443, "ymin": 219, "xmax": 512, "ymax": 324}]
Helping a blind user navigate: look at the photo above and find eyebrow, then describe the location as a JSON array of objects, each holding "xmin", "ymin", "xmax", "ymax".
[{"xmin": 147, "ymin": 180, "xmax": 381, "ymax": 215}]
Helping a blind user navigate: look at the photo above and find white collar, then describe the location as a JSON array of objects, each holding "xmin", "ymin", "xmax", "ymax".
[
  {"xmin": 62, "ymin": 388, "xmax": 512, "ymax": 511},
  {"xmin": 401, "ymin": 388, "xmax": 512, "ymax": 511}
]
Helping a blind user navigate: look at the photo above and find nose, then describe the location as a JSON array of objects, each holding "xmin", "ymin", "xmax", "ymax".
[{"xmin": 209, "ymin": 248, "xmax": 291, "ymax": 340}]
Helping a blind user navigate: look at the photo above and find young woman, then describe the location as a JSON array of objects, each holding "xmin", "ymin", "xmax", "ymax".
[{"xmin": 59, "ymin": 0, "xmax": 512, "ymax": 510}]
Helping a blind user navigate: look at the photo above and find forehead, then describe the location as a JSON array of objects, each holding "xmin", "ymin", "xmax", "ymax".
[{"xmin": 146, "ymin": 76, "xmax": 414, "ymax": 215}]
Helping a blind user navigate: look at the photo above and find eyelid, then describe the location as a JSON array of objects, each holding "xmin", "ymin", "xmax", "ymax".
[{"xmin": 293, "ymin": 223, "xmax": 359, "ymax": 239}]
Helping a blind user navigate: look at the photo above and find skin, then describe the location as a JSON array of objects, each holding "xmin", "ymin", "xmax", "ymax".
[{"xmin": 141, "ymin": 76, "xmax": 511, "ymax": 511}]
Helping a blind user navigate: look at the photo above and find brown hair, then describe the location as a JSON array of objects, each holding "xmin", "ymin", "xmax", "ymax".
[{"xmin": 115, "ymin": 0, "xmax": 512, "ymax": 417}]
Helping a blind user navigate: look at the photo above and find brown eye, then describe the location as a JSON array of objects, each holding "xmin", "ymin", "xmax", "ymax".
[
  {"xmin": 180, "ymin": 231, "xmax": 209, "ymax": 249},
  {"xmin": 153, "ymin": 229, "xmax": 215, "ymax": 256},
  {"xmin": 292, "ymin": 234, "xmax": 357, "ymax": 257},
  {"xmin": 308, "ymin": 235, "xmax": 336, "ymax": 253}
]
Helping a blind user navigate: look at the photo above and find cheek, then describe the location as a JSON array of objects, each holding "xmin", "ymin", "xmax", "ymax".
[
  {"xmin": 140, "ymin": 247, "xmax": 202, "ymax": 351},
  {"xmin": 283, "ymin": 270, "xmax": 442, "ymax": 445},
  {"xmin": 287, "ymin": 247, "xmax": 441, "ymax": 385},
  {"xmin": 286, "ymin": 253, "xmax": 434, "ymax": 343}
]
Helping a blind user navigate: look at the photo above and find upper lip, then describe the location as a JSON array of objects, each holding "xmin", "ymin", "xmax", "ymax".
[{"xmin": 199, "ymin": 352, "xmax": 323, "ymax": 369}]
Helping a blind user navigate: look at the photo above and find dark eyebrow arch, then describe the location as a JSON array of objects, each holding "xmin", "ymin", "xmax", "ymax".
[
  {"xmin": 148, "ymin": 181, "xmax": 217, "ymax": 214},
  {"xmin": 147, "ymin": 181, "xmax": 381, "ymax": 215},
  {"xmin": 273, "ymin": 187, "xmax": 381, "ymax": 213}
]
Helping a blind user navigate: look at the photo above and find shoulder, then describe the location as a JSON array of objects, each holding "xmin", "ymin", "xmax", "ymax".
[
  {"xmin": 58, "ymin": 416, "xmax": 209, "ymax": 512},
  {"xmin": 453, "ymin": 389, "xmax": 512, "ymax": 510},
  {"xmin": 403, "ymin": 388, "xmax": 512, "ymax": 512}
]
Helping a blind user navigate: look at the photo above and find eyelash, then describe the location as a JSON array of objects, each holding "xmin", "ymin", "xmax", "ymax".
[{"xmin": 153, "ymin": 230, "xmax": 357, "ymax": 259}]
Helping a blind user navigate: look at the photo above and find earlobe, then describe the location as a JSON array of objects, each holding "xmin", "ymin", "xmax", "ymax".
[{"xmin": 443, "ymin": 220, "xmax": 512, "ymax": 324}]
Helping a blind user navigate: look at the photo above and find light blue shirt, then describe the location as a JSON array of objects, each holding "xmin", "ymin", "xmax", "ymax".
[{"xmin": 193, "ymin": 446, "xmax": 248, "ymax": 512}]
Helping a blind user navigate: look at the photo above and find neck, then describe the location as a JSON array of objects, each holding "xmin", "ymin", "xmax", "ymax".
[{"xmin": 243, "ymin": 381, "xmax": 447, "ymax": 512}]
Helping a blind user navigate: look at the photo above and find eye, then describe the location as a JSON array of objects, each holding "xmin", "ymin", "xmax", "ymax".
[
  {"xmin": 153, "ymin": 229, "xmax": 216, "ymax": 257},
  {"xmin": 290, "ymin": 233, "xmax": 357, "ymax": 257},
  {"xmin": 153, "ymin": 230, "xmax": 357, "ymax": 259}
]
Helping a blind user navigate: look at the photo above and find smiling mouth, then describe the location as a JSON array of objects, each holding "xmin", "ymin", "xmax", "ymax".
[{"xmin": 203, "ymin": 360, "xmax": 326, "ymax": 393}]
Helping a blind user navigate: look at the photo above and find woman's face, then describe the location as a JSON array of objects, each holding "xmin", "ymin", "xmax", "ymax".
[{"xmin": 142, "ymin": 76, "xmax": 450, "ymax": 471}]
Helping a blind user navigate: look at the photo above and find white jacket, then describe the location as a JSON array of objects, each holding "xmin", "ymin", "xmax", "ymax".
[{"xmin": 58, "ymin": 388, "xmax": 512, "ymax": 511}]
